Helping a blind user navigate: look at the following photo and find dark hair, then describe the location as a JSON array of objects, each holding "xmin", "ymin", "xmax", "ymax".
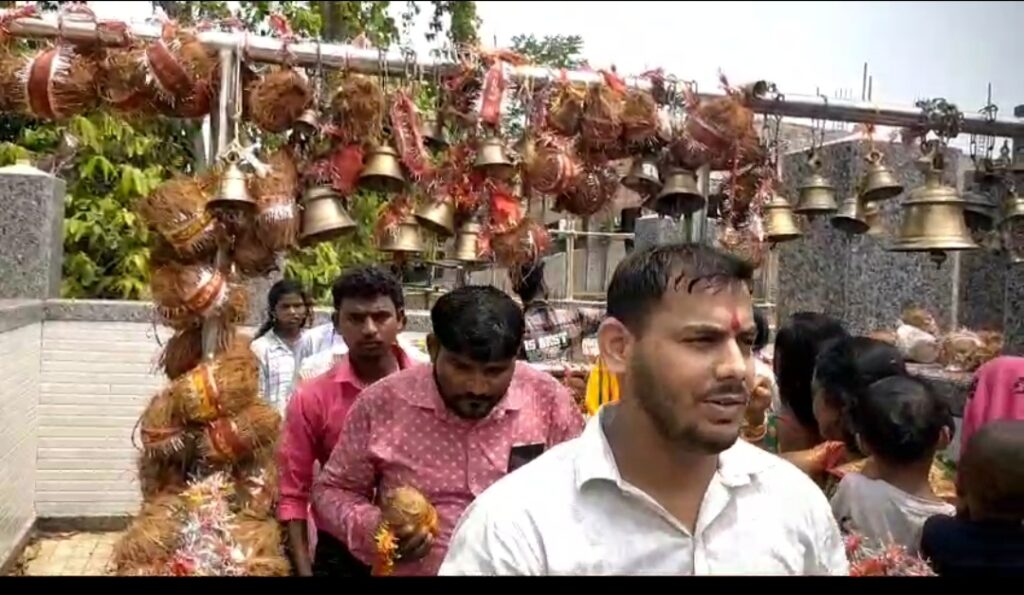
[
  {"xmin": 753, "ymin": 309, "xmax": 770, "ymax": 352},
  {"xmin": 255, "ymin": 279, "xmax": 310, "ymax": 339},
  {"xmin": 773, "ymin": 312, "xmax": 848, "ymax": 431},
  {"xmin": 431, "ymin": 285, "xmax": 524, "ymax": 363},
  {"xmin": 851, "ymin": 375, "xmax": 949, "ymax": 465},
  {"xmin": 510, "ymin": 261, "xmax": 545, "ymax": 303},
  {"xmin": 331, "ymin": 265, "xmax": 404, "ymax": 312},
  {"xmin": 959, "ymin": 420, "xmax": 1024, "ymax": 520},
  {"xmin": 606, "ymin": 243, "xmax": 755, "ymax": 334}
]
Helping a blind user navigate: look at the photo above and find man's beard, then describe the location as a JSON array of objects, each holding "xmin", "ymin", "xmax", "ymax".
[{"xmin": 630, "ymin": 350, "xmax": 740, "ymax": 455}]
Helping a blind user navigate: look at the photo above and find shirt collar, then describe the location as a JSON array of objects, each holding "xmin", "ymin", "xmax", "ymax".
[
  {"xmin": 574, "ymin": 406, "xmax": 772, "ymax": 491},
  {"xmin": 398, "ymin": 361, "xmax": 530, "ymax": 415},
  {"xmin": 330, "ymin": 345, "xmax": 415, "ymax": 388}
]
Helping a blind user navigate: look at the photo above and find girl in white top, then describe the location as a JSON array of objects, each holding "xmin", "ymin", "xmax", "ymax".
[{"xmin": 249, "ymin": 279, "xmax": 312, "ymax": 414}]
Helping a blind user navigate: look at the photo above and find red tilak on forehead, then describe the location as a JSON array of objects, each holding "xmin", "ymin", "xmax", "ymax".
[{"xmin": 729, "ymin": 309, "xmax": 741, "ymax": 332}]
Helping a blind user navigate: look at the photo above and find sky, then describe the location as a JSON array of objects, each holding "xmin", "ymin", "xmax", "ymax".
[{"xmin": 83, "ymin": 0, "xmax": 1024, "ymax": 146}]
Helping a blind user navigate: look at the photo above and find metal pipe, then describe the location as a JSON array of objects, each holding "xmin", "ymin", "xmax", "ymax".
[
  {"xmin": 550, "ymin": 229, "xmax": 635, "ymax": 240},
  {"xmin": 6, "ymin": 13, "xmax": 1024, "ymax": 138},
  {"xmin": 563, "ymin": 219, "xmax": 575, "ymax": 302}
]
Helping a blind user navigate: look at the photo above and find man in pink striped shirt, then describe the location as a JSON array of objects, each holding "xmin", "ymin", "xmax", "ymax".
[
  {"xmin": 276, "ymin": 266, "xmax": 417, "ymax": 576},
  {"xmin": 311, "ymin": 286, "xmax": 585, "ymax": 576}
]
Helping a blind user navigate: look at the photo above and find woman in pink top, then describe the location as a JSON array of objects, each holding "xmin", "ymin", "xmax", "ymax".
[
  {"xmin": 276, "ymin": 266, "xmax": 415, "ymax": 576},
  {"xmin": 961, "ymin": 356, "xmax": 1024, "ymax": 453}
]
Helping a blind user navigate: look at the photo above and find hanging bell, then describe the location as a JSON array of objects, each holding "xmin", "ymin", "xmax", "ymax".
[
  {"xmin": 961, "ymin": 189, "xmax": 997, "ymax": 232},
  {"xmin": 1001, "ymin": 188, "xmax": 1024, "ymax": 222},
  {"xmin": 621, "ymin": 155, "xmax": 662, "ymax": 199},
  {"xmin": 863, "ymin": 201, "xmax": 886, "ymax": 237},
  {"xmin": 648, "ymin": 168, "xmax": 703, "ymax": 218},
  {"xmin": 889, "ymin": 156, "xmax": 978, "ymax": 255},
  {"xmin": 208, "ymin": 161, "xmax": 257, "ymax": 211},
  {"xmin": 414, "ymin": 198, "xmax": 456, "ymax": 238},
  {"xmin": 762, "ymin": 193, "xmax": 803, "ymax": 243},
  {"xmin": 378, "ymin": 216, "xmax": 425, "ymax": 254},
  {"xmin": 293, "ymin": 108, "xmax": 320, "ymax": 138},
  {"xmin": 359, "ymin": 142, "xmax": 406, "ymax": 194},
  {"xmin": 474, "ymin": 135, "xmax": 516, "ymax": 181},
  {"xmin": 795, "ymin": 153, "xmax": 838, "ymax": 216},
  {"xmin": 830, "ymin": 195, "xmax": 870, "ymax": 235},
  {"xmin": 859, "ymin": 150, "xmax": 904, "ymax": 203},
  {"xmin": 452, "ymin": 221, "xmax": 486, "ymax": 263},
  {"xmin": 420, "ymin": 115, "xmax": 448, "ymax": 150},
  {"xmin": 298, "ymin": 186, "xmax": 357, "ymax": 246}
]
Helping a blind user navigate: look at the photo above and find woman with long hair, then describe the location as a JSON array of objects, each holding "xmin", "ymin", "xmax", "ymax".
[{"xmin": 251, "ymin": 279, "xmax": 312, "ymax": 414}]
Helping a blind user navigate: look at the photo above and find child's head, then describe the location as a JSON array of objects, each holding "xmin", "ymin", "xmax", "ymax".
[
  {"xmin": 850, "ymin": 375, "xmax": 949, "ymax": 467},
  {"xmin": 958, "ymin": 420, "xmax": 1024, "ymax": 522}
]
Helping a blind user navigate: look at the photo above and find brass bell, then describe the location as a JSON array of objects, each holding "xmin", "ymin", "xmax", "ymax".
[
  {"xmin": 420, "ymin": 115, "xmax": 448, "ymax": 150},
  {"xmin": 863, "ymin": 201, "xmax": 886, "ymax": 237},
  {"xmin": 762, "ymin": 193, "xmax": 803, "ymax": 243},
  {"xmin": 648, "ymin": 168, "xmax": 703, "ymax": 218},
  {"xmin": 859, "ymin": 150, "xmax": 903, "ymax": 203},
  {"xmin": 293, "ymin": 108, "xmax": 320, "ymax": 137},
  {"xmin": 298, "ymin": 185, "xmax": 357, "ymax": 246},
  {"xmin": 378, "ymin": 216, "xmax": 425, "ymax": 254},
  {"xmin": 414, "ymin": 198, "xmax": 456, "ymax": 238},
  {"xmin": 889, "ymin": 156, "xmax": 978, "ymax": 255},
  {"xmin": 208, "ymin": 161, "xmax": 257, "ymax": 211},
  {"xmin": 830, "ymin": 195, "xmax": 869, "ymax": 235},
  {"xmin": 474, "ymin": 135, "xmax": 515, "ymax": 181},
  {"xmin": 359, "ymin": 142, "xmax": 406, "ymax": 194},
  {"xmin": 795, "ymin": 153, "xmax": 838, "ymax": 216},
  {"xmin": 961, "ymin": 189, "xmax": 997, "ymax": 232},
  {"xmin": 621, "ymin": 155, "xmax": 662, "ymax": 199},
  {"xmin": 453, "ymin": 221, "xmax": 487, "ymax": 263},
  {"xmin": 1001, "ymin": 188, "xmax": 1024, "ymax": 222}
]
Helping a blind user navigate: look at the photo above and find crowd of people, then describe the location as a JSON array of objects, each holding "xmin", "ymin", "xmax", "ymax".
[{"xmin": 249, "ymin": 243, "xmax": 1023, "ymax": 576}]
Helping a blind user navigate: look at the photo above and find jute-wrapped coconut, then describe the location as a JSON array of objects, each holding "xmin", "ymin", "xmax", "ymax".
[
  {"xmin": 169, "ymin": 336, "xmax": 259, "ymax": 424},
  {"xmin": 12, "ymin": 46, "xmax": 100, "ymax": 121},
  {"xmin": 199, "ymin": 402, "xmax": 281, "ymax": 465},
  {"xmin": 246, "ymin": 67, "xmax": 312, "ymax": 134}
]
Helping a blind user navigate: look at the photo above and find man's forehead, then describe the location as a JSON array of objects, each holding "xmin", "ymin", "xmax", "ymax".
[
  {"xmin": 658, "ymin": 279, "xmax": 753, "ymax": 324},
  {"xmin": 339, "ymin": 295, "xmax": 395, "ymax": 312}
]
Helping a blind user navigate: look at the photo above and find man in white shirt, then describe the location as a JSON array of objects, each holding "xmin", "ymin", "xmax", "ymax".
[{"xmin": 439, "ymin": 243, "xmax": 849, "ymax": 576}]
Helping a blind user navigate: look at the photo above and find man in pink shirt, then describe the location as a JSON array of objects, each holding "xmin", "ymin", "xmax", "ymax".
[
  {"xmin": 311, "ymin": 285, "xmax": 585, "ymax": 576},
  {"xmin": 276, "ymin": 266, "xmax": 417, "ymax": 576}
]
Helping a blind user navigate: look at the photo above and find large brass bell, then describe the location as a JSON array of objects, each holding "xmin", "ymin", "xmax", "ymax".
[
  {"xmin": 621, "ymin": 155, "xmax": 662, "ymax": 199},
  {"xmin": 859, "ymin": 150, "xmax": 903, "ymax": 202},
  {"xmin": 452, "ymin": 221, "xmax": 486, "ymax": 263},
  {"xmin": 359, "ymin": 143, "xmax": 406, "ymax": 194},
  {"xmin": 889, "ymin": 155, "xmax": 977, "ymax": 255},
  {"xmin": 830, "ymin": 195, "xmax": 869, "ymax": 235},
  {"xmin": 378, "ymin": 216, "xmax": 425, "ymax": 254},
  {"xmin": 762, "ymin": 193, "xmax": 803, "ymax": 243},
  {"xmin": 414, "ymin": 198, "xmax": 456, "ymax": 238},
  {"xmin": 474, "ymin": 135, "xmax": 515, "ymax": 181},
  {"xmin": 420, "ymin": 115, "xmax": 448, "ymax": 150},
  {"xmin": 208, "ymin": 161, "xmax": 257, "ymax": 211},
  {"xmin": 298, "ymin": 185, "xmax": 357, "ymax": 246},
  {"xmin": 795, "ymin": 153, "xmax": 838, "ymax": 216},
  {"xmin": 649, "ymin": 168, "xmax": 703, "ymax": 218}
]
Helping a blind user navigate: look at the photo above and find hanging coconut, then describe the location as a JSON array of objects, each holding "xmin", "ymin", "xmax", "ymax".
[
  {"xmin": 250, "ymin": 149, "xmax": 300, "ymax": 251},
  {"xmin": 199, "ymin": 403, "xmax": 282, "ymax": 465},
  {"xmin": 490, "ymin": 218, "xmax": 552, "ymax": 270},
  {"xmin": 580, "ymin": 81, "xmax": 624, "ymax": 156},
  {"xmin": 527, "ymin": 141, "xmax": 581, "ymax": 195},
  {"xmin": 234, "ymin": 224, "xmax": 281, "ymax": 278},
  {"xmin": 231, "ymin": 517, "xmax": 291, "ymax": 576},
  {"xmin": 547, "ymin": 83, "xmax": 586, "ymax": 136},
  {"xmin": 170, "ymin": 337, "xmax": 259, "ymax": 424},
  {"xmin": 137, "ymin": 451, "xmax": 190, "ymax": 500},
  {"xmin": 99, "ymin": 42, "xmax": 158, "ymax": 115},
  {"xmin": 12, "ymin": 46, "xmax": 100, "ymax": 121},
  {"xmin": 112, "ymin": 493, "xmax": 185, "ymax": 574},
  {"xmin": 555, "ymin": 165, "xmax": 618, "ymax": 217},
  {"xmin": 144, "ymin": 26, "xmax": 217, "ymax": 109},
  {"xmin": 137, "ymin": 389, "xmax": 189, "ymax": 460},
  {"xmin": 621, "ymin": 88, "xmax": 661, "ymax": 148},
  {"xmin": 158, "ymin": 327, "xmax": 204, "ymax": 381},
  {"xmin": 0, "ymin": 47, "xmax": 25, "ymax": 114},
  {"xmin": 139, "ymin": 176, "xmax": 221, "ymax": 261},
  {"xmin": 150, "ymin": 263, "xmax": 230, "ymax": 330},
  {"xmin": 329, "ymin": 72, "xmax": 385, "ymax": 144},
  {"xmin": 246, "ymin": 67, "xmax": 312, "ymax": 134}
]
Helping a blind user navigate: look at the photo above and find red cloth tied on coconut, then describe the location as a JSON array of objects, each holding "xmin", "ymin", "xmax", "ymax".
[{"xmin": 389, "ymin": 91, "xmax": 433, "ymax": 179}]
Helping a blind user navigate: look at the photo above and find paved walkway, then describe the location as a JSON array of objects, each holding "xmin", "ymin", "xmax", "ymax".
[{"xmin": 13, "ymin": 532, "xmax": 120, "ymax": 576}]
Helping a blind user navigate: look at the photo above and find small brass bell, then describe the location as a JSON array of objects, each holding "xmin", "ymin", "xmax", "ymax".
[
  {"xmin": 961, "ymin": 189, "xmax": 997, "ymax": 232},
  {"xmin": 863, "ymin": 201, "xmax": 886, "ymax": 237},
  {"xmin": 359, "ymin": 142, "xmax": 406, "ymax": 194},
  {"xmin": 378, "ymin": 216, "xmax": 425, "ymax": 254},
  {"xmin": 298, "ymin": 186, "xmax": 357, "ymax": 246},
  {"xmin": 293, "ymin": 108, "xmax": 320, "ymax": 138},
  {"xmin": 762, "ymin": 193, "xmax": 803, "ymax": 243},
  {"xmin": 208, "ymin": 161, "xmax": 257, "ymax": 211},
  {"xmin": 453, "ymin": 221, "xmax": 486, "ymax": 263},
  {"xmin": 420, "ymin": 115, "xmax": 448, "ymax": 150},
  {"xmin": 474, "ymin": 135, "xmax": 515, "ymax": 181},
  {"xmin": 621, "ymin": 155, "xmax": 662, "ymax": 199},
  {"xmin": 795, "ymin": 153, "xmax": 838, "ymax": 216},
  {"xmin": 1001, "ymin": 189, "xmax": 1024, "ymax": 221},
  {"xmin": 414, "ymin": 198, "xmax": 456, "ymax": 238},
  {"xmin": 830, "ymin": 195, "xmax": 869, "ymax": 235},
  {"xmin": 889, "ymin": 157, "xmax": 978, "ymax": 254},
  {"xmin": 859, "ymin": 150, "xmax": 903, "ymax": 203},
  {"xmin": 648, "ymin": 168, "xmax": 703, "ymax": 218}
]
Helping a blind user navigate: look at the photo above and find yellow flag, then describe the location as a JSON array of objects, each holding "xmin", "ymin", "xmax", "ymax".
[{"xmin": 584, "ymin": 358, "xmax": 620, "ymax": 417}]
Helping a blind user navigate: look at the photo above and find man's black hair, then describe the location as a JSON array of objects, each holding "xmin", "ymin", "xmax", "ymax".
[
  {"xmin": 774, "ymin": 312, "xmax": 849, "ymax": 432},
  {"xmin": 605, "ymin": 242, "xmax": 755, "ymax": 335},
  {"xmin": 431, "ymin": 285, "xmax": 524, "ymax": 363},
  {"xmin": 959, "ymin": 420, "xmax": 1024, "ymax": 520},
  {"xmin": 851, "ymin": 375, "xmax": 949, "ymax": 465},
  {"xmin": 510, "ymin": 261, "xmax": 545, "ymax": 304},
  {"xmin": 331, "ymin": 265, "xmax": 405, "ymax": 312},
  {"xmin": 753, "ymin": 309, "xmax": 770, "ymax": 352}
]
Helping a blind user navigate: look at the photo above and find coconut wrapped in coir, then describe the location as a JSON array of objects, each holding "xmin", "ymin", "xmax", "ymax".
[
  {"xmin": 231, "ymin": 516, "xmax": 291, "ymax": 576},
  {"xmin": 547, "ymin": 83, "xmax": 586, "ymax": 136},
  {"xmin": 490, "ymin": 218, "xmax": 552, "ymax": 271},
  {"xmin": 233, "ymin": 224, "xmax": 281, "ymax": 278},
  {"xmin": 150, "ymin": 263, "xmax": 230, "ymax": 330},
  {"xmin": 158, "ymin": 326, "xmax": 204, "ymax": 381},
  {"xmin": 682, "ymin": 76, "xmax": 764, "ymax": 157},
  {"xmin": 137, "ymin": 450, "xmax": 191, "ymax": 499},
  {"xmin": 250, "ymin": 149, "xmax": 300, "ymax": 251},
  {"xmin": 199, "ymin": 402, "xmax": 281, "ymax": 465},
  {"xmin": 715, "ymin": 222, "xmax": 766, "ymax": 269},
  {"xmin": 112, "ymin": 493, "xmax": 185, "ymax": 574},
  {"xmin": 527, "ymin": 138, "xmax": 581, "ymax": 195},
  {"xmin": 11, "ymin": 45, "xmax": 100, "ymax": 121},
  {"xmin": 555, "ymin": 165, "xmax": 618, "ymax": 217},
  {"xmin": 232, "ymin": 452, "xmax": 278, "ymax": 520},
  {"xmin": 580, "ymin": 82, "xmax": 624, "ymax": 155},
  {"xmin": 246, "ymin": 67, "xmax": 312, "ymax": 134},
  {"xmin": 329, "ymin": 72, "xmax": 385, "ymax": 144},
  {"xmin": 170, "ymin": 336, "xmax": 259, "ymax": 424},
  {"xmin": 99, "ymin": 42, "xmax": 158, "ymax": 115},
  {"xmin": 621, "ymin": 88, "xmax": 661, "ymax": 148},
  {"xmin": 139, "ymin": 176, "xmax": 221, "ymax": 261},
  {"xmin": 144, "ymin": 26, "xmax": 217, "ymax": 115},
  {"xmin": 137, "ymin": 389, "xmax": 189, "ymax": 461},
  {"xmin": 373, "ymin": 486, "xmax": 440, "ymax": 576},
  {"xmin": 0, "ymin": 47, "xmax": 24, "ymax": 114}
]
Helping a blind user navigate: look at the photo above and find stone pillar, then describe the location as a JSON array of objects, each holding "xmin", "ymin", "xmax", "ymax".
[
  {"xmin": 0, "ymin": 163, "xmax": 65, "ymax": 300},
  {"xmin": 633, "ymin": 215, "xmax": 687, "ymax": 251}
]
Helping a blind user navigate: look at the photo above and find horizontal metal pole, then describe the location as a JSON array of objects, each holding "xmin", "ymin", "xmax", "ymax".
[
  {"xmin": 5, "ymin": 12, "xmax": 1024, "ymax": 138},
  {"xmin": 550, "ymin": 229, "xmax": 635, "ymax": 240}
]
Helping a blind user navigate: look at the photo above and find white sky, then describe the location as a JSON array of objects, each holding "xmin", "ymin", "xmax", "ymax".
[{"xmin": 85, "ymin": 0, "xmax": 1024, "ymax": 137}]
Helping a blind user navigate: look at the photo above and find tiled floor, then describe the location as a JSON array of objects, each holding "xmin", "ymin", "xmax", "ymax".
[{"xmin": 14, "ymin": 531, "xmax": 120, "ymax": 576}]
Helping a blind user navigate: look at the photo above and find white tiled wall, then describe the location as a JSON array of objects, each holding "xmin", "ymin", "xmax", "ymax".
[
  {"xmin": 37, "ymin": 321, "xmax": 168, "ymax": 518},
  {"xmin": 0, "ymin": 323, "xmax": 41, "ymax": 566}
]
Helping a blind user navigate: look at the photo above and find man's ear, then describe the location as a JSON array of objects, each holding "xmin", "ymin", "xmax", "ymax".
[
  {"xmin": 598, "ymin": 318, "xmax": 633, "ymax": 376},
  {"xmin": 396, "ymin": 308, "xmax": 407, "ymax": 332},
  {"xmin": 426, "ymin": 334, "xmax": 439, "ymax": 363}
]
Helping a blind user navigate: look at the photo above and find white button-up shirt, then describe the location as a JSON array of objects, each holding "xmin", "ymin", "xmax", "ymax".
[{"xmin": 439, "ymin": 408, "xmax": 850, "ymax": 576}]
